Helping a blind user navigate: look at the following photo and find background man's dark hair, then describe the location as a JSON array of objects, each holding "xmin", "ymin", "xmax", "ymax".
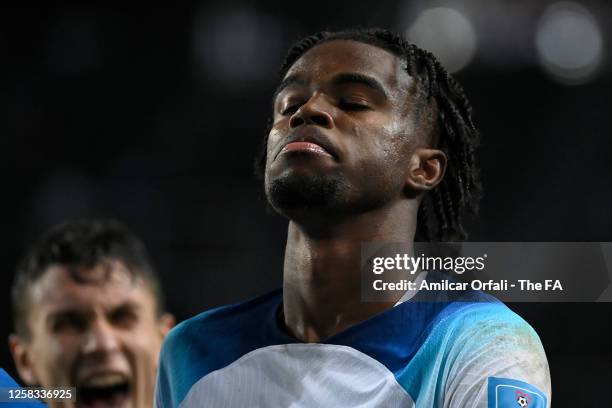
[
  {"xmin": 12, "ymin": 218, "xmax": 166, "ymax": 340},
  {"xmin": 255, "ymin": 28, "xmax": 481, "ymax": 241}
]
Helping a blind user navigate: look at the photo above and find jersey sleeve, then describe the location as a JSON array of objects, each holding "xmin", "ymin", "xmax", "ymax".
[
  {"xmin": 154, "ymin": 320, "xmax": 192, "ymax": 408},
  {"xmin": 154, "ymin": 333, "xmax": 174, "ymax": 408},
  {"xmin": 442, "ymin": 306, "xmax": 551, "ymax": 408}
]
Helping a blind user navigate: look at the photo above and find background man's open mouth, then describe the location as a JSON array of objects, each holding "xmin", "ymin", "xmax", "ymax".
[{"xmin": 76, "ymin": 374, "xmax": 131, "ymax": 408}]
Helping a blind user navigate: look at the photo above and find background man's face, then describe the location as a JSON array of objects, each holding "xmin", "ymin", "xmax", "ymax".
[
  {"xmin": 265, "ymin": 40, "xmax": 421, "ymax": 215},
  {"xmin": 11, "ymin": 261, "xmax": 173, "ymax": 408}
]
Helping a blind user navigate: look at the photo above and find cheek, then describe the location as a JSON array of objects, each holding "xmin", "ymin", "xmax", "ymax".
[
  {"xmin": 266, "ymin": 127, "xmax": 283, "ymax": 157},
  {"xmin": 352, "ymin": 122, "xmax": 403, "ymax": 167},
  {"xmin": 123, "ymin": 323, "xmax": 163, "ymax": 359},
  {"xmin": 347, "ymin": 123, "xmax": 411, "ymax": 192},
  {"xmin": 379, "ymin": 117, "xmax": 418, "ymax": 168},
  {"xmin": 265, "ymin": 127, "xmax": 286, "ymax": 180},
  {"xmin": 32, "ymin": 335, "xmax": 80, "ymax": 385}
]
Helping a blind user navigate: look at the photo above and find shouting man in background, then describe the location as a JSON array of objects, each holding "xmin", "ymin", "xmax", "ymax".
[{"xmin": 10, "ymin": 219, "xmax": 175, "ymax": 408}]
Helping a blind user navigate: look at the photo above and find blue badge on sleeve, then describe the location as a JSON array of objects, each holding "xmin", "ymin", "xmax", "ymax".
[{"xmin": 488, "ymin": 377, "xmax": 547, "ymax": 407}]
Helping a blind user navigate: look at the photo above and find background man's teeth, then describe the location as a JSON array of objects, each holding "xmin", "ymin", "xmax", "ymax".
[{"xmin": 83, "ymin": 374, "xmax": 126, "ymax": 387}]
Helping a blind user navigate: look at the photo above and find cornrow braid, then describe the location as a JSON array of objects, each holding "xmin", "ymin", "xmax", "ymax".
[{"xmin": 255, "ymin": 28, "xmax": 481, "ymax": 241}]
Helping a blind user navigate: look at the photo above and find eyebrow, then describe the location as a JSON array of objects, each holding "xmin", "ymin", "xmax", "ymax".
[
  {"xmin": 330, "ymin": 73, "xmax": 389, "ymax": 99},
  {"xmin": 273, "ymin": 75, "xmax": 308, "ymax": 100},
  {"xmin": 45, "ymin": 301, "xmax": 141, "ymax": 323},
  {"xmin": 273, "ymin": 72, "xmax": 390, "ymax": 100}
]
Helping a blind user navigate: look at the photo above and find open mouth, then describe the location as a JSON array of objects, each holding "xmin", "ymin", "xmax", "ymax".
[{"xmin": 76, "ymin": 373, "xmax": 131, "ymax": 408}]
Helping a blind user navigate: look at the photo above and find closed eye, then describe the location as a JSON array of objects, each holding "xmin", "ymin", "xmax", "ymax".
[
  {"xmin": 339, "ymin": 100, "xmax": 371, "ymax": 111},
  {"xmin": 109, "ymin": 305, "xmax": 139, "ymax": 329}
]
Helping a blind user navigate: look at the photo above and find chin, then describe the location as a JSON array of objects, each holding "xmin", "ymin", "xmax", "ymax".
[{"xmin": 265, "ymin": 172, "xmax": 341, "ymax": 212}]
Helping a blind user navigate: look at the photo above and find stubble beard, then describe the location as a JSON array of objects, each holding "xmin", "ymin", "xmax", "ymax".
[{"xmin": 265, "ymin": 172, "xmax": 343, "ymax": 213}]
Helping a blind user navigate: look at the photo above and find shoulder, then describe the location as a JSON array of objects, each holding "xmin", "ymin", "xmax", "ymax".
[
  {"xmin": 404, "ymin": 298, "xmax": 546, "ymax": 371},
  {"xmin": 410, "ymin": 293, "xmax": 544, "ymax": 359},
  {"xmin": 161, "ymin": 288, "xmax": 282, "ymax": 357},
  {"xmin": 398, "ymin": 299, "xmax": 550, "ymax": 407},
  {"xmin": 441, "ymin": 300, "xmax": 541, "ymax": 343},
  {"xmin": 441, "ymin": 301, "xmax": 548, "ymax": 370},
  {"xmin": 441, "ymin": 302, "xmax": 551, "ymax": 407},
  {"xmin": 155, "ymin": 289, "xmax": 283, "ymax": 408}
]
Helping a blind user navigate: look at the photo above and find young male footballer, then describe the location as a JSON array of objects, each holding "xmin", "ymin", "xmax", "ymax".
[{"xmin": 155, "ymin": 28, "xmax": 551, "ymax": 407}]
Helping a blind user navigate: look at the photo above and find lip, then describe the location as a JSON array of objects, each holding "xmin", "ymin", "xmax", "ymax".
[
  {"xmin": 274, "ymin": 130, "xmax": 338, "ymax": 161},
  {"xmin": 280, "ymin": 141, "xmax": 334, "ymax": 158}
]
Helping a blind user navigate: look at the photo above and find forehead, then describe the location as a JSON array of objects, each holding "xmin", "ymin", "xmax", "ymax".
[
  {"xmin": 284, "ymin": 40, "xmax": 413, "ymax": 95},
  {"xmin": 27, "ymin": 262, "xmax": 155, "ymax": 315}
]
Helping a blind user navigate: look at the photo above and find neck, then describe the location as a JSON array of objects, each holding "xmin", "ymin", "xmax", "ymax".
[{"xmin": 282, "ymin": 199, "xmax": 417, "ymax": 342}]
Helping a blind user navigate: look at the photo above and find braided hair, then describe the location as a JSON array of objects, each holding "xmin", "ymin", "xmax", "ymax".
[{"xmin": 256, "ymin": 28, "xmax": 481, "ymax": 242}]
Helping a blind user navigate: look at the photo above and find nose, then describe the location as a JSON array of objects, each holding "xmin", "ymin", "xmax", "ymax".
[
  {"xmin": 289, "ymin": 93, "xmax": 334, "ymax": 129},
  {"xmin": 81, "ymin": 318, "xmax": 120, "ymax": 355}
]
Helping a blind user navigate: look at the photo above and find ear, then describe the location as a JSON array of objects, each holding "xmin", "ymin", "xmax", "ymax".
[
  {"xmin": 8, "ymin": 334, "xmax": 39, "ymax": 386},
  {"xmin": 157, "ymin": 313, "xmax": 175, "ymax": 338},
  {"xmin": 404, "ymin": 148, "xmax": 447, "ymax": 195}
]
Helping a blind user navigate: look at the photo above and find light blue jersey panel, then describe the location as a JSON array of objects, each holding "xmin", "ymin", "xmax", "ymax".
[
  {"xmin": 155, "ymin": 289, "xmax": 550, "ymax": 408},
  {"xmin": 397, "ymin": 303, "xmax": 550, "ymax": 407}
]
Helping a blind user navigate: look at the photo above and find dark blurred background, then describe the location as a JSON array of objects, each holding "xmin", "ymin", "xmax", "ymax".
[{"xmin": 1, "ymin": 1, "xmax": 611, "ymax": 406}]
